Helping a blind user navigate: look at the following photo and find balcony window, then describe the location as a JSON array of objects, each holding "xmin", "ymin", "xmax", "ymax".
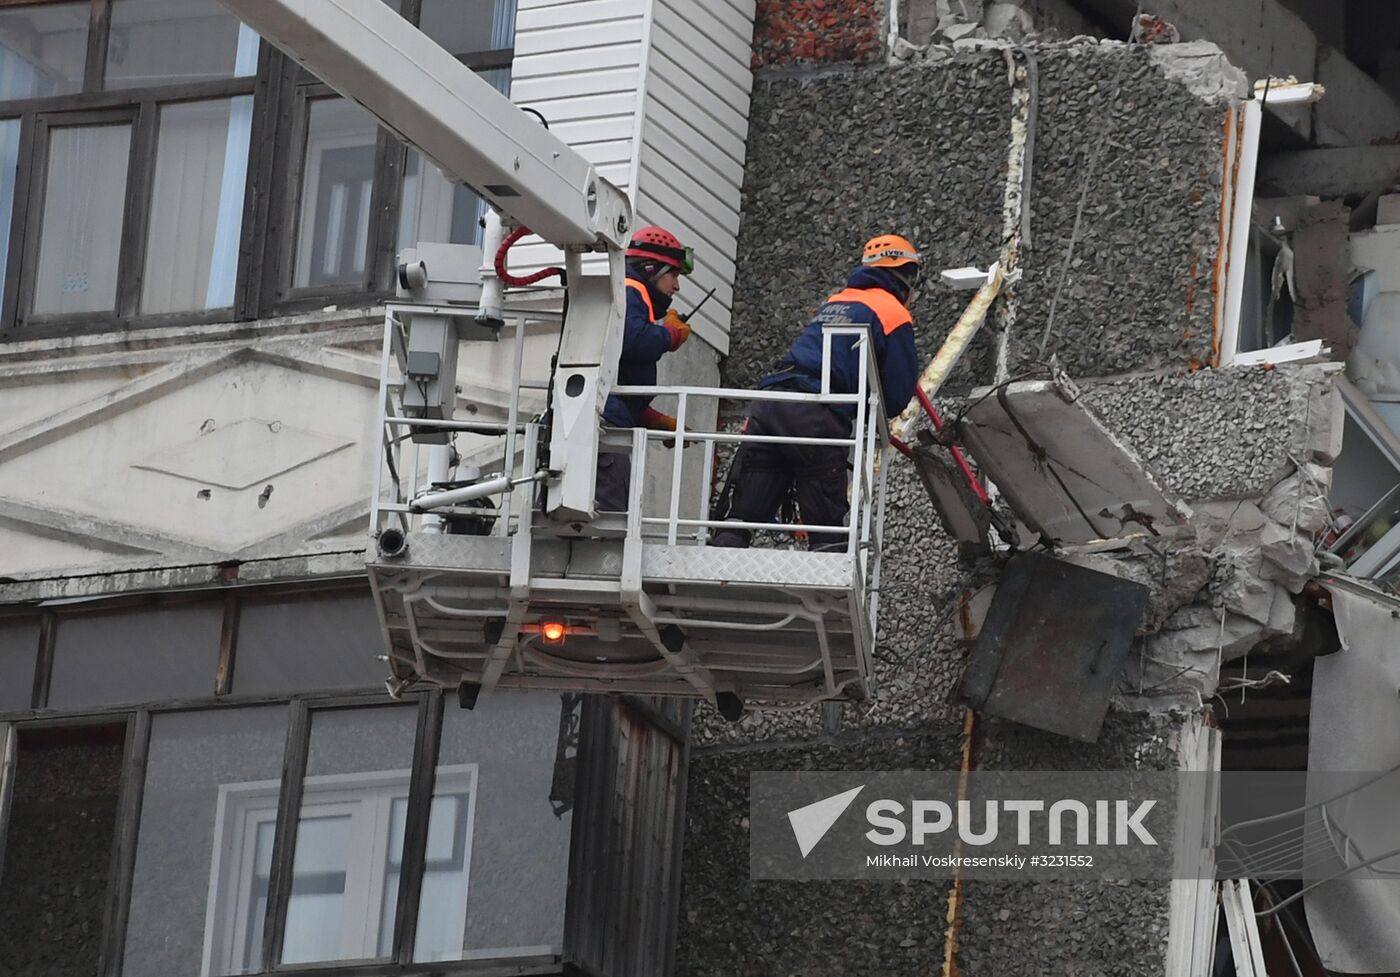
[
  {"xmin": 105, "ymin": 0, "xmax": 257, "ymax": 89},
  {"xmin": 281, "ymin": 705, "xmax": 419, "ymax": 966},
  {"xmin": 31, "ymin": 120, "xmax": 132, "ymax": 315},
  {"xmin": 293, "ymin": 97, "xmax": 379, "ymax": 289},
  {"xmin": 47, "ymin": 601, "xmax": 223, "ymax": 709},
  {"xmin": 0, "ymin": 2, "xmax": 89, "ymax": 101},
  {"xmin": 414, "ymin": 692, "xmax": 572, "ymax": 962},
  {"xmin": 123, "ymin": 706, "xmax": 289, "ymax": 977},
  {"xmin": 0, "ymin": 617, "xmax": 38, "ymax": 712},
  {"xmin": 142, "ymin": 96, "xmax": 253, "ymax": 313}
]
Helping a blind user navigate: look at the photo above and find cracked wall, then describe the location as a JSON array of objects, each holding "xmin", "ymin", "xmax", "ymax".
[{"xmin": 675, "ymin": 39, "xmax": 1332, "ymax": 977}]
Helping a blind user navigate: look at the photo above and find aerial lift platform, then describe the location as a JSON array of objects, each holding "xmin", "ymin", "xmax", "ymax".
[{"xmin": 219, "ymin": 0, "xmax": 897, "ymax": 714}]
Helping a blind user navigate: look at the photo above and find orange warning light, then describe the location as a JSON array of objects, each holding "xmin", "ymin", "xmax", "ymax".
[{"xmin": 541, "ymin": 621, "xmax": 566, "ymax": 643}]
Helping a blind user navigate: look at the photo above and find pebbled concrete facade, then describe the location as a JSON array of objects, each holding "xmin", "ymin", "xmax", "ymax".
[{"xmin": 676, "ymin": 39, "xmax": 1331, "ymax": 977}]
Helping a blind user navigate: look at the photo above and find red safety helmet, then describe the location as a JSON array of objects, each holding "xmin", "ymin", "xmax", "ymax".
[{"xmin": 626, "ymin": 225, "xmax": 694, "ymax": 275}]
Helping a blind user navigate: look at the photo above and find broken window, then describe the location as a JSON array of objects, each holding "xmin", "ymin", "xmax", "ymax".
[
  {"xmin": 0, "ymin": 723, "xmax": 125, "ymax": 975},
  {"xmin": 1327, "ymin": 379, "xmax": 1400, "ymax": 588}
]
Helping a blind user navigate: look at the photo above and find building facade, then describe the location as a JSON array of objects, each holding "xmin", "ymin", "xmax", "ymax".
[{"xmin": 3, "ymin": 0, "xmax": 1400, "ymax": 975}]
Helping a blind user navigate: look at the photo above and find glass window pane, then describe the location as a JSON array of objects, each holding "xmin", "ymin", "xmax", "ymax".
[
  {"xmin": 33, "ymin": 123, "xmax": 132, "ymax": 316},
  {"xmin": 142, "ymin": 97, "xmax": 252, "ymax": 313},
  {"xmin": 0, "ymin": 617, "xmax": 38, "ymax": 712},
  {"xmin": 48, "ymin": 602, "xmax": 222, "ymax": 708},
  {"xmin": 232, "ymin": 593, "xmax": 386, "ymax": 696},
  {"xmin": 397, "ymin": 69, "xmax": 507, "ymax": 252},
  {"xmin": 122, "ymin": 706, "xmax": 288, "ymax": 977},
  {"xmin": 419, "ymin": 0, "xmax": 516, "ymax": 54},
  {"xmin": 0, "ymin": 2, "xmax": 89, "ymax": 101},
  {"xmin": 414, "ymin": 692, "xmax": 572, "ymax": 963},
  {"xmin": 293, "ymin": 98, "xmax": 378, "ymax": 289},
  {"xmin": 283, "ymin": 706, "xmax": 418, "ymax": 966},
  {"xmin": 398, "ymin": 149, "xmax": 483, "ymax": 249},
  {"xmin": 0, "ymin": 118, "xmax": 21, "ymax": 292},
  {"xmin": 0, "ymin": 725, "xmax": 125, "ymax": 972},
  {"xmin": 106, "ymin": 0, "xmax": 258, "ymax": 89}
]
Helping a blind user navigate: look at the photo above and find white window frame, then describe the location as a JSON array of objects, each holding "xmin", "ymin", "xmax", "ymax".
[{"xmin": 200, "ymin": 764, "xmax": 478, "ymax": 975}]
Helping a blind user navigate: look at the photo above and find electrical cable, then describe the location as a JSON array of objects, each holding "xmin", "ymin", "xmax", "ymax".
[{"xmin": 494, "ymin": 224, "xmax": 565, "ymax": 287}]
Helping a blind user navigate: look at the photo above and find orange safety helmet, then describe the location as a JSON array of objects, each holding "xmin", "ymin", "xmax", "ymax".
[
  {"xmin": 861, "ymin": 234, "xmax": 921, "ymax": 270},
  {"xmin": 626, "ymin": 225, "xmax": 694, "ymax": 274}
]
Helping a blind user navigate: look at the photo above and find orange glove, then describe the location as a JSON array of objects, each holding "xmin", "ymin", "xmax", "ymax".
[
  {"xmin": 641, "ymin": 407, "xmax": 677, "ymax": 431},
  {"xmin": 662, "ymin": 308, "xmax": 691, "ymax": 351}
]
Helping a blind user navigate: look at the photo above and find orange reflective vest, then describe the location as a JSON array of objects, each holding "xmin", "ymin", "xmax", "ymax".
[{"xmin": 824, "ymin": 286, "xmax": 913, "ymax": 335}]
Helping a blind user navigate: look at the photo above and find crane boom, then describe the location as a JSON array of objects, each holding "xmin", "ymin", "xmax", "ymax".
[{"xmin": 219, "ymin": 0, "xmax": 631, "ymax": 248}]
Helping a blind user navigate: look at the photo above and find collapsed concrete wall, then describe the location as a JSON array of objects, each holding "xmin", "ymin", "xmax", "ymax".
[{"xmin": 676, "ymin": 39, "xmax": 1335, "ymax": 977}]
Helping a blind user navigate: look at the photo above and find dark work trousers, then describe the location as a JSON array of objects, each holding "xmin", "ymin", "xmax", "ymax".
[
  {"xmin": 713, "ymin": 398, "xmax": 851, "ymax": 550},
  {"xmin": 595, "ymin": 450, "xmax": 632, "ymax": 512}
]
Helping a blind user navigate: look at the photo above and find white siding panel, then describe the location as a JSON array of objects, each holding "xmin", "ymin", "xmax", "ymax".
[
  {"xmin": 509, "ymin": 67, "xmax": 639, "ymax": 104},
  {"xmin": 548, "ymin": 114, "xmax": 637, "ymax": 146},
  {"xmin": 506, "ymin": 0, "xmax": 756, "ymax": 352},
  {"xmin": 514, "ymin": 20, "xmax": 644, "ymax": 55},
  {"xmin": 640, "ymin": 123, "xmax": 743, "ymax": 225},
  {"xmin": 637, "ymin": 0, "xmax": 755, "ymax": 352},
  {"xmin": 647, "ymin": 75, "xmax": 745, "ymax": 171},
  {"xmin": 517, "ymin": 0, "xmax": 641, "ymax": 30},
  {"xmin": 648, "ymin": 52, "xmax": 745, "ymax": 150},
  {"xmin": 513, "ymin": 41, "xmax": 643, "ymax": 77}
]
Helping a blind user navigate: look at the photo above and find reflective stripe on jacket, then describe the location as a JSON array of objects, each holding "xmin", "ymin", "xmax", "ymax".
[{"xmin": 759, "ymin": 266, "xmax": 919, "ymax": 419}]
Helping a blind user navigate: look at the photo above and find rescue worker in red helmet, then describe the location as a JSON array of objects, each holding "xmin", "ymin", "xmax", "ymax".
[
  {"xmin": 712, "ymin": 234, "xmax": 922, "ymax": 550},
  {"xmin": 595, "ymin": 225, "xmax": 694, "ymax": 510}
]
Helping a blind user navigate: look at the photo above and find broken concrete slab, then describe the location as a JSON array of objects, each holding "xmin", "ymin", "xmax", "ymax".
[
  {"xmin": 912, "ymin": 441, "xmax": 991, "ymax": 543},
  {"xmin": 959, "ymin": 552, "xmax": 1149, "ymax": 742},
  {"xmin": 1146, "ymin": 40, "xmax": 1249, "ymax": 103},
  {"xmin": 1058, "ymin": 535, "xmax": 1214, "ymax": 633},
  {"xmin": 1261, "ymin": 146, "xmax": 1400, "ymax": 199},
  {"xmin": 960, "ymin": 376, "xmax": 1189, "ymax": 544},
  {"xmin": 1259, "ymin": 462, "xmax": 1334, "ymax": 533},
  {"xmin": 1259, "ymin": 519, "xmax": 1321, "ymax": 592}
]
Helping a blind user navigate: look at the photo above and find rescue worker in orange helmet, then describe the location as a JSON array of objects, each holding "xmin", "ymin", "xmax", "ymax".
[
  {"xmin": 711, "ymin": 235, "xmax": 922, "ymax": 550},
  {"xmin": 595, "ymin": 225, "xmax": 694, "ymax": 510}
]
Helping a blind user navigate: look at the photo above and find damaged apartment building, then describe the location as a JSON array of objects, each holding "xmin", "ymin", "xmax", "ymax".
[{"xmin": 0, "ymin": 1, "xmax": 1396, "ymax": 977}]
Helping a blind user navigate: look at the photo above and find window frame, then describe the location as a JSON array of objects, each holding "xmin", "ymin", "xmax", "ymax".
[{"xmin": 0, "ymin": 0, "xmax": 517, "ymax": 339}]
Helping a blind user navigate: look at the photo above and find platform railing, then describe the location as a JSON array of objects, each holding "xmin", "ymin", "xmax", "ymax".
[
  {"xmin": 372, "ymin": 312, "xmax": 889, "ymax": 569},
  {"xmin": 610, "ymin": 325, "xmax": 889, "ymax": 559}
]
